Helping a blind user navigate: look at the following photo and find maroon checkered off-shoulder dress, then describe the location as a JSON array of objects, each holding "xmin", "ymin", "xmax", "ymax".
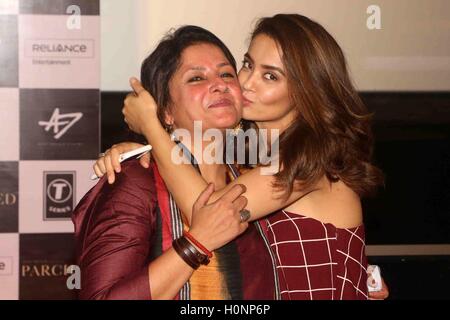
[{"xmin": 266, "ymin": 210, "xmax": 368, "ymax": 300}]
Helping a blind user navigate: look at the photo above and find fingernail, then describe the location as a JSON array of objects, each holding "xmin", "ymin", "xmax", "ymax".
[{"xmin": 115, "ymin": 167, "xmax": 121, "ymax": 173}]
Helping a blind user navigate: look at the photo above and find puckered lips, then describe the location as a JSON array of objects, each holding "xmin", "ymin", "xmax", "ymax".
[{"xmin": 242, "ymin": 95, "xmax": 253, "ymax": 106}]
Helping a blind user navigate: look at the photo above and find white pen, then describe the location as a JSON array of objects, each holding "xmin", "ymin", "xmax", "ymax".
[{"xmin": 90, "ymin": 145, "xmax": 152, "ymax": 180}]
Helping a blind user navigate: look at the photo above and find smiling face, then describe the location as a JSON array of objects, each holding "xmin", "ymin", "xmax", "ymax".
[
  {"xmin": 238, "ymin": 34, "xmax": 297, "ymax": 131},
  {"xmin": 167, "ymin": 43, "xmax": 243, "ymax": 133}
]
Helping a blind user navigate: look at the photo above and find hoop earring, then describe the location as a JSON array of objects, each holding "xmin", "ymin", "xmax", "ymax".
[
  {"xmin": 231, "ymin": 120, "xmax": 243, "ymax": 136},
  {"xmin": 165, "ymin": 123, "xmax": 176, "ymax": 139},
  {"xmin": 165, "ymin": 123, "xmax": 173, "ymax": 132}
]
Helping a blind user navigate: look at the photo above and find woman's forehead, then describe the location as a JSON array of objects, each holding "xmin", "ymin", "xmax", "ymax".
[
  {"xmin": 248, "ymin": 34, "xmax": 284, "ymax": 66},
  {"xmin": 179, "ymin": 43, "xmax": 231, "ymax": 69}
]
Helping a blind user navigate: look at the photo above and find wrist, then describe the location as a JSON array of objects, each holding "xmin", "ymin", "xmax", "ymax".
[
  {"xmin": 187, "ymin": 228, "xmax": 214, "ymax": 253},
  {"xmin": 141, "ymin": 116, "xmax": 160, "ymax": 141},
  {"xmin": 172, "ymin": 236, "xmax": 210, "ymax": 270}
]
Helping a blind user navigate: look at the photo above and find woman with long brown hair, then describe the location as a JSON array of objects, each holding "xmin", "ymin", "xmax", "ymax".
[{"xmin": 99, "ymin": 14, "xmax": 384, "ymax": 299}]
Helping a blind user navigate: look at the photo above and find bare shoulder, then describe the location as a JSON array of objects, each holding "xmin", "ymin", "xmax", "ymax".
[
  {"xmin": 326, "ymin": 181, "xmax": 363, "ymax": 228},
  {"xmin": 285, "ymin": 179, "xmax": 363, "ymax": 229}
]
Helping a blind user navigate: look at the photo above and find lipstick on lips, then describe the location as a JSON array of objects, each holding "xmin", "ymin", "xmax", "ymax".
[
  {"xmin": 208, "ymin": 98, "xmax": 233, "ymax": 109},
  {"xmin": 242, "ymin": 96, "xmax": 253, "ymax": 106}
]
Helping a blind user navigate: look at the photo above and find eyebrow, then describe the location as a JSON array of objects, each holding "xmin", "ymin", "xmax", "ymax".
[
  {"xmin": 187, "ymin": 62, "xmax": 231, "ymax": 71},
  {"xmin": 244, "ymin": 53, "xmax": 286, "ymax": 76}
]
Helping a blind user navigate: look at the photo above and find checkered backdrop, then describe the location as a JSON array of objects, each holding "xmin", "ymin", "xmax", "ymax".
[{"xmin": 0, "ymin": 0, "xmax": 100, "ymax": 299}]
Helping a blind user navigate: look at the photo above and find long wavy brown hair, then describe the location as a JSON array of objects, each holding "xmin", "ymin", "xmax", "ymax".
[{"xmin": 251, "ymin": 14, "xmax": 384, "ymax": 198}]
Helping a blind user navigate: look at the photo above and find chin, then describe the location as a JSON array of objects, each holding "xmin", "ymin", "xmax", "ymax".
[
  {"xmin": 242, "ymin": 108, "xmax": 264, "ymax": 122},
  {"xmin": 209, "ymin": 112, "xmax": 239, "ymax": 128},
  {"xmin": 212, "ymin": 117, "xmax": 238, "ymax": 130}
]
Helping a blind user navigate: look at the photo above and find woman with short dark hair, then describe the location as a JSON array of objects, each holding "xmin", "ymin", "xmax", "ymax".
[{"xmin": 73, "ymin": 25, "xmax": 277, "ymax": 300}]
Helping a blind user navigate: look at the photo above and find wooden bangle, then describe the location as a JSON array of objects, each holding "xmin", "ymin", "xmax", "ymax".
[
  {"xmin": 172, "ymin": 237, "xmax": 200, "ymax": 269},
  {"xmin": 183, "ymin": 237, "xmax": 210, "ymax": 266}
]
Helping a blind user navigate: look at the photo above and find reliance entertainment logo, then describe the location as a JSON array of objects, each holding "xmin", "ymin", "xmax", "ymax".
[{"xmin": 25, "ymin": 39, "xmax": 94, "ymax": 59}]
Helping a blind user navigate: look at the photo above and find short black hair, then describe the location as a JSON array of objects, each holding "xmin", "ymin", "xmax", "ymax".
[{"xmin": 140, "ymin": 25, "xmax": 236, "ymax": 129}]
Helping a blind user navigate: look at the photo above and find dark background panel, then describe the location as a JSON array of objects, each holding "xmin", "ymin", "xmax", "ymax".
[
  {"xmin": 0, "ymin": 15, "xmax": 18, "ymax": 87},
  {"xmin": 363, "ymin": 136, "xmax": 450, "ymax": 244},
  {"xmin": 0, "ymin": 162, "xmax": 18, "ymax": 233},
  {"xmin": 19, "ymin": 0, "xmax": 99, "ymax": 15},
  {"xmin": 369, "ymin": 255, "xmax": 450, "ymax": 300},
  {"xmin": 361, "ymin": 92, "xmax": 450, "ymax": 126},
  {"xmin": 19, "ymin": 233, "xmax": 77, "ymax": 300},
  {"xmin": 20, "ymin": 89, "xmax": 100, "ymax": 160},
  {"xmin": 360, "ymin": 92, "xmax": 450, "ymax": 245},
  {"xmin": 100, "ymin": 91, "xmax": 147, "ymax": 149}
]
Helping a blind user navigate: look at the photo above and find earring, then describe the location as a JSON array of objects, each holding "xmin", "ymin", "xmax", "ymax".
[
  {"xmin": 166, "ymin": 124, "xmax": 177, "ymax": 140},
  {"xmin": 231, "ymin": 120, "xmax": 243, "ymax": 136}
]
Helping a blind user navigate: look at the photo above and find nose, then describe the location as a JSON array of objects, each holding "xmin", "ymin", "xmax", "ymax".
[
  {"xmin": 239, "ymin": 70, "xmax": 255, "ymax": 92},
  {"xmin": 209, "ymin": 76, "xmax": 229, "ymax": 94}
]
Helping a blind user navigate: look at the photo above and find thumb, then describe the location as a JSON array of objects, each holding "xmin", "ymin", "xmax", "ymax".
[
  {"xmin": 193, "ymin": 183, "xmax": 215, "ymax": 212},
  {"xmin": 130, "ymin": 77, "xmax": 145, "ymax": 95}
]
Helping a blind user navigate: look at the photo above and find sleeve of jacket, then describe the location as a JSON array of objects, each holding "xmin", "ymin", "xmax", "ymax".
[{"xmin": 72, "ymin": 160, "xmax": 157, "ymax": 300}]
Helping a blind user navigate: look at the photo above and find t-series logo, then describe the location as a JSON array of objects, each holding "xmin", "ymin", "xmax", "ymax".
[{"xmin": 43, "ymin": 172, "xmax": 76, "ymax": 220}]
